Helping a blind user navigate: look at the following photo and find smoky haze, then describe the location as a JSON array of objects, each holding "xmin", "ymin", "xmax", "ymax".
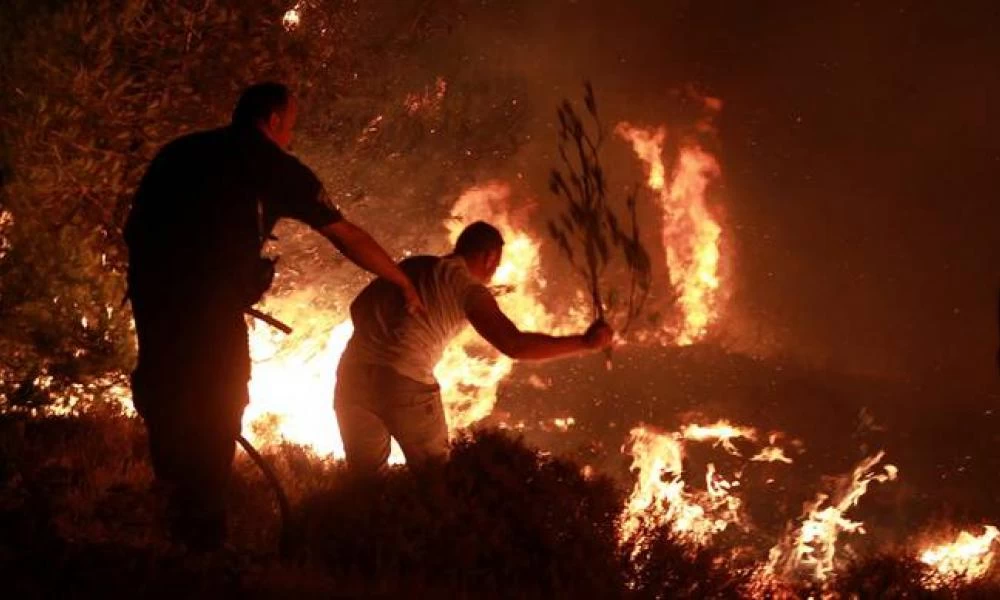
[{"xmin": 406, "ymin": 0, "xmax": 999, "ymax": 392}]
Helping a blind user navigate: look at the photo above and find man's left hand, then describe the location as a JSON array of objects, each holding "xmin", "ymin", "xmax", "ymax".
[{"xmin": 403, "ymin": 283, "xmax": 427, "ymax": 318}]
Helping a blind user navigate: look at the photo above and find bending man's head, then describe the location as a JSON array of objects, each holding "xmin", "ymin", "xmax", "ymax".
[
  {"xmin": 454, "ymin": 221, "xmax": 504, "ymax": 284},
  {"xmin": 232, "ymin": 82, "xmax": 297, "ymax": 149}
]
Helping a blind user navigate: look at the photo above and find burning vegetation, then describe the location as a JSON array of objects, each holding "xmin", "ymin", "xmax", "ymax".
[{"xmin": 1, "ymin": 1, "xmax": 997, "ymax": 597}]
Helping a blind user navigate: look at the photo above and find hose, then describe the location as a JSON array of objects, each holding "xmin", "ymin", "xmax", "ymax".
[{"xmin": 236, "ymin": 434, "xmax": 296, "ymax": 556}]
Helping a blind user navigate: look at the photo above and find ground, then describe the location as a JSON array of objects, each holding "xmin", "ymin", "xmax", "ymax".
[{"xmin": 2, "ymin": 345, "xmax": 998, "ymax": 598}]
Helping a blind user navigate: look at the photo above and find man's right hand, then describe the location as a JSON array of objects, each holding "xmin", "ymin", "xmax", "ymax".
[{"xmin": 583, "ymin": 319, "xmax": 614, "ymax": 350}]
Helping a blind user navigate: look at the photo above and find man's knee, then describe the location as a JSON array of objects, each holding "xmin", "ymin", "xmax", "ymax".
[
  {"xmin": 390, "ymin": 391, "xmax": 449, "ymax": 467},
  {"xmin": 336, "ymin": 402, "xmax": 392, "ymax": 475}
]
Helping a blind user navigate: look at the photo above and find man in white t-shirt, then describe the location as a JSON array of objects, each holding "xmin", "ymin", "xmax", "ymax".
[{"xmin": 336, "ymin": 221, "xmax": 613, "ymax": 473}]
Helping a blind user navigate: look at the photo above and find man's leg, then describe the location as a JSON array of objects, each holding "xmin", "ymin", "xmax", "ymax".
[
  {"xmin": 335, "ymin": 363, "xmax": 393, "ymax": 475},
  {"xmin": 131, "ymin": 299, "xmax": 248, "ymax": 549},
  {"xmin": 170, "ymin": 381, "xmax": 244, "ymax": 550},
  {"xmin": 172, "ymin": 311, "xmax": 249, "ymax": 550},
  {"xmin": 382, "ymin": 380, "xmax": 449, "ymax": 468}
]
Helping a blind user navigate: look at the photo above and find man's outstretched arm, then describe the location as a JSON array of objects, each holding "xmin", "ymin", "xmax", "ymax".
[
  {"xmin": 466, "ymin": 289, "xmax": 612, "ymax": 360},
  {"xmin": 318, "ymin": 220, "xmax": 425, "ymax": 314}
]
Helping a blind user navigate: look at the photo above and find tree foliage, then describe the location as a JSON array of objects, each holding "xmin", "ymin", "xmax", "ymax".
[{"xmin": 0, "ymin": 0, "xmax": 512, "ymax": 397}]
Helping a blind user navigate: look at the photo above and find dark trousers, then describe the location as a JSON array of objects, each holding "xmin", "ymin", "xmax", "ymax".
[{"xmin": 130, "ymin": 293, "xmax": 250, "ymax": 549}]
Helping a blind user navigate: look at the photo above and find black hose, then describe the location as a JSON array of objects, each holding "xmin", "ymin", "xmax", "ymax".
[{"xmin": 236, "ymin": 434, "xmax": 296, "ymax": 556}]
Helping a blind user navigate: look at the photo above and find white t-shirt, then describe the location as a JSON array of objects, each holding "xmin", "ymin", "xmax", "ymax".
[{"xmin": 341, "ymin": 255, "xmax": 492, "ymax": 384}]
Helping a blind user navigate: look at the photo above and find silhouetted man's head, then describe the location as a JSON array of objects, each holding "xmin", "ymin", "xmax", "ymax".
[
  {"xmin": 232, "ymin": 82, "xmax": 297, "ymax": 149},
  {"xmin": 454, "ymin": 221, "xmax": 504, "ymax": 283}
]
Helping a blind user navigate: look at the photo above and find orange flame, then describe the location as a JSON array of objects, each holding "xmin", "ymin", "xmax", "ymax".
[
  {"xmin": 243, "ymin": 303, "xmax": 355, "ymax": 458},
  {"xmin": 616, "ymin": 123, "xmax": 723, "ymax": 345},
  {"xmin": 680, "ymin": 419, "xmax": 757, "ymax": 456},
  {"xmin": 751, "ymin": 433, "xmax": 794, "ymax": 464},
  {"xmin": 765, "ymin": 451, "xmax": 898, "ymax": 582},
  {"xmin": 920, "ymin": 526, "xmax": 999, "ymax": 588},
  {"xmin": 621, "ymin": 424, "xmax": 745, "ymax": 548}
]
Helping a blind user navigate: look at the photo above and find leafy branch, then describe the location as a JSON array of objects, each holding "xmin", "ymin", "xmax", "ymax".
[{"xmin": 547, "ymin": 83, "xmax": 652, "ymax": 344}]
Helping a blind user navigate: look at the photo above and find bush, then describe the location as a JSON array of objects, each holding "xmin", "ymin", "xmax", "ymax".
[
  {"xmin": 297, "ymin": 429, "xmax": 625, "ymax": 597},
  {"xmin": 622, "ymin": 525, "xmax": 750, "ymax": 599}
]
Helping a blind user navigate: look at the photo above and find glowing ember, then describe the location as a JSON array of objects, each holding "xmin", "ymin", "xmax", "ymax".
[
  {"xmin": 765, "ymin": 451, "xmax": 898, "ymax": 583},
  {"xmin": 920, "ymin": 525, "xmax": 999, "ymax": 588},
  {"xmin": 404, "ymin": 76, "xmax": 447, "ymax": 114},
  {"xmin": 540, "ymin": 416, "xmax": 576, "ymax": 432},
  {"xmin": 616, "ymin": 122, "xmax": 724, "ymax": 345},
  {"xmin": 0, "ymin": 209, "xmax": 13, "ymax": 260},
  {"xmin": 282, "ymin": 4, "xmax": 301, "ymax": 30}
]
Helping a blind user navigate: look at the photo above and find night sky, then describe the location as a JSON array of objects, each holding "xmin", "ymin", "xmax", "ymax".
[{"xmin": 451, "ymin": 0, "xmax": 999, "ymax": 392}]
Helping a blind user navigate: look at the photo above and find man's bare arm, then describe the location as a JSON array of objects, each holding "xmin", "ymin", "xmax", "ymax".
[
  {"xmin": 318, "ymin": 220, "xmax": 425, "ymax": 314},
  {"xmin": 466, "ymin": 290, "xmax": 611, "ymax": 360}
]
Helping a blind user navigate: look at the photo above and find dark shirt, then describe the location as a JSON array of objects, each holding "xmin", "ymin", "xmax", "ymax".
[{"xmin": 124, "ymin": 126, "xmax": 342, "ymax": 306}]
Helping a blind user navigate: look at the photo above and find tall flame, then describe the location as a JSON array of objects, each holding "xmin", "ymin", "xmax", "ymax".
[
  {"xmin": 920, "ymin": 526, "xmax": 999, "ymax": 588},
  {"xmin": 616, "ymin": 123, "xmax": 723, "ymax": 345}
]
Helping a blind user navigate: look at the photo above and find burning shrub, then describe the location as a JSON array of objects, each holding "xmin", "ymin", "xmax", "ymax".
[
  {"xmin": 832, "ymin": 553, "xmax": 1000, "ymax": 599},
  {"xmin": 621, "ymin": 522, "xmax": 751, "ymax": 600}
]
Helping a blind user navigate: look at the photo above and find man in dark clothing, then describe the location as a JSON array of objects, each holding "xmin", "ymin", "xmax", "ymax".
[{"xmin": 124, "ymin": 82, "xmax": 423, "ymax": 549}]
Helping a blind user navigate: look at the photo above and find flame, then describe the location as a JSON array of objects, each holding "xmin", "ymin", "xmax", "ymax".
[
  {"xmin": 240, "ymin": 182, "xmax": 586, "ymax": 455},
  {"xmin": 243, "ymin": 301, "xmax": 354, "ymax": 458},
  {"xmin": 765, "ymin": 451, "xmax": 898, "ymax": 582},
  {"xmin": 752, "ymin": 433, "xmax": 795, "ymax": 464},
  {"xmin": 920, "ymin": 526, "xmax": 999, "ymax": 588},
  {"xmin": 616, "ymin": 123, "xmax": 724, "ymax": 345},
  {"xmin": 680, "ymin": 419, "xmax": 757, "ymax": 456},
  {"xmin": 621, "ymin": 424, "xmax": 744, "ymax": 548},
  {"xmin": 751, "ymin": 447, "xmax": 794, "ymax": 465},
  {"xmin": 438, "ymin": 182, "xmax": 586, "ymax": 429}
]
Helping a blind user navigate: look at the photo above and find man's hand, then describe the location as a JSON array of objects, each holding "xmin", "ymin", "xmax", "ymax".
[
  {"xmin": 402, "ymin": 282, "xmax": 427, "ymax": 318},
  {"xmin": 319, "ymin": 220, "xmax": 424, "ymax": 313},
  {"xmin": 583, "ymin": 319, "xmax": 614, "ymax": 350}
]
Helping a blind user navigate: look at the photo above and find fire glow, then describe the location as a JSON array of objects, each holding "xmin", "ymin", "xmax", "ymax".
[
  {"xmin": 621, "ymin": 421, "xmax": 790, "ymax": 549},
  {"xmin": 616, "ymin": 120, "xmax": 724, "ymax": 345},
  {"xmin": 920, "ymin": 526, "xmax": 999, "ymax": 588}
]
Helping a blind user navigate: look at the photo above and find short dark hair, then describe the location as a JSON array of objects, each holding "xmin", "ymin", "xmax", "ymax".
[
  {"xmin": 454, "ymin": 221, "xmax": 504, "ymax": 256},
  {"xmin": 232, "ymin": 82, "xmax": 291, "ymax": 128}
]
